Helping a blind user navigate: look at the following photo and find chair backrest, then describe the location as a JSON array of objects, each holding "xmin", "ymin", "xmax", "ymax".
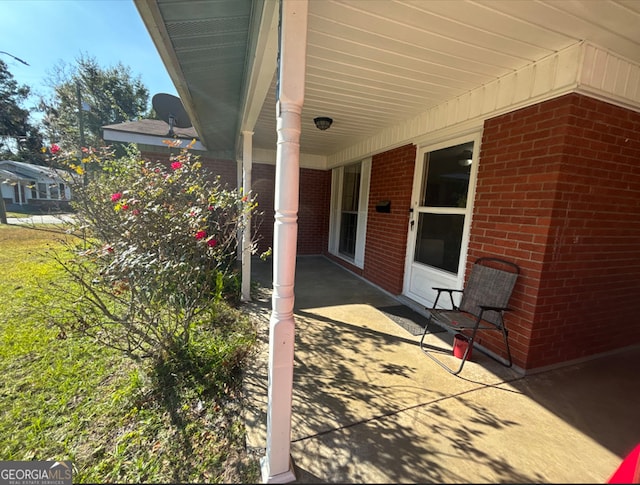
[{"xmin": 458, "ymin": 257, "xmax": 520, "ymax": 325}]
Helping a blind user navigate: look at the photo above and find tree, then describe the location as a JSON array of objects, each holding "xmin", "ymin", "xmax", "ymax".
[
  {"xmin": 0, "ymin": 59, "xmax": 44, "ymax": 162},
  {"xmin": 0, "ymin": 59, "xmax": 45, "ymax": 223},
  {"xmin": 40, "ymin": 54, "xmax": 149, "ymax": 153}
]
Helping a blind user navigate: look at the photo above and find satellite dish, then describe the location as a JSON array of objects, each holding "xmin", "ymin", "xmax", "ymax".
[{"xmin": 152, "ymin": 93, "xmax": 192, "ymax": 136}]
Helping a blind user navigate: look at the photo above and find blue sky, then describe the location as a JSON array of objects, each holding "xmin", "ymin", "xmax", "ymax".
[{"xmin": 1, "ymin": 0, "xmax": 178, "ymax": 111}]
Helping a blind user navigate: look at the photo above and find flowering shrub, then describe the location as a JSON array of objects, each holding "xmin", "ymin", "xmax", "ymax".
[{"xmin": 49, "ymin": 143, "xmax": 258, "ymax": 361}]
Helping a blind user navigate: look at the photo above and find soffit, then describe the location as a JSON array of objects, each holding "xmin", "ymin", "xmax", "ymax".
[
  {"xmin": 135, "ymin": 0, "xmax": 255, "ymax": 158},
  {"xmin": 137, "ymin": 0, "xmax": 640, "ymax": 159}
]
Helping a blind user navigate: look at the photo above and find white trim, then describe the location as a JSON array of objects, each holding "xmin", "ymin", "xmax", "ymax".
[
  {"xmin": 253, "ymin": 147, "xmax": 327, "ymax": 170},
  {"xmin": 102, "ymin": 128, "xmax": 207, "ymax": 151},
  {"xmin": 239, "ymin": 0, "xmax": 280, "ymax": 132},
  {"xmin": 328, "ymin": 158, "xmax": 371, "ymax": 269},
  {"xmin": 328, "ymin": 169, "xmax": 341, "ymax": 255},
  {"xmin": 241, "ymin": 131, "xmax": 253, "ymax": 302},
  {"xmin": 326, "ymin": 42, "xmax": 586, "ymax": 167},
  {"xmin": 354, "ymin": 158, "xmax": 371, "ymax": 268},
  {"xmin": 261, "ymin": 1, "xmax": 308, "ymax": 483}
]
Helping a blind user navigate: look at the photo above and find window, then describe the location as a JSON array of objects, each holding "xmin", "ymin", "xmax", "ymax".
[
  {"xmin": 49, "ymin": 184, "xmax": 59, "ymax": 200},
  {"xmin": 338, "ymin": 163, "xmax": 361, "ymax": 258},
  {"xmin": 329, "ymin": 158, "xmax": 371, "ymax": 268},
  {"xmin": 37, "ymin": 182, "xmax": 47, "ymax": 199}
]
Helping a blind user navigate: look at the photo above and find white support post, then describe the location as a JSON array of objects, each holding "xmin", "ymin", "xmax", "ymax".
[
  {"xmin": 261, "ymin": 0, "xmax": 308, "ymax": 483},
  {"xmin": 241, "ymin": 130, "xmax": 253, "ymax": 302}
]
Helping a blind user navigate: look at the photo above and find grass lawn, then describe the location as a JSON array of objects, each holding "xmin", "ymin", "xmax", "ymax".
[{"xmin": 0, "ymin": 224, "xmax": 260, "ymax": 483}]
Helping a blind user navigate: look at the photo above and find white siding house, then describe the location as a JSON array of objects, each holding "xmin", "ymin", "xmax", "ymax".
[{"xmin": 0, "ymin": 160, "xmax": 72, "ymax": 209}]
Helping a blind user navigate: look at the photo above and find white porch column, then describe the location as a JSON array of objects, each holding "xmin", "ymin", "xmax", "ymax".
[
  {"xmin": 261, "ymin": 0, "xmax": 308, "ymax": 483},
  {"xmin": 241, "ymin": 130, "xmax": 253, "ymax": 302}
]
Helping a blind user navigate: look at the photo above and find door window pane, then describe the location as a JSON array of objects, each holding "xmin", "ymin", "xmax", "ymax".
[
  {"xmin": 414, "ymin": 213, "xmax": 465, "ymax": 273},
  {"xmin": 421, "ymin": 146, "xmax": 472, "ymax": 208}
]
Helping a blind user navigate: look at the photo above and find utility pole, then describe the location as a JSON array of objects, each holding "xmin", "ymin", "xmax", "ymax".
[
  {"xmin": 0, "ymin": 51, "xmax": 29, "ymax": 224},
  {"xmin": 76, "ymin": 82, "xmax": 88, "ymax": 185}
]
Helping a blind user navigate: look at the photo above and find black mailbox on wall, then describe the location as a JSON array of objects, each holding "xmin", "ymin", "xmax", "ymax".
[{"xmin": 376, "ymin": 200, "xmax": 391, "ymax": 213}]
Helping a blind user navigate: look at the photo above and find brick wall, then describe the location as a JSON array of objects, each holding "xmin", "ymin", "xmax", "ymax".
[
  {"xmin": 471, "ymin": 93, "xmax": 640, "ymax": 370},
  {"xmin": 299, "ymin": 167, "xmax": 331, "ymax": 255},
  {"xmin": 251, "ymin": 163, "xmax": 275, "ymax": 255},
  {"xmin": 141, "ymin": 150, "xmax": 237, "ymax": 186},
  {"xmin": 362, "ymin": 144, "xmax": 417, "ymax": 294},
  {"xmin": 252, "ymin": 164, "xmax": 331, "ymax": 255},
  {"xmin": 140, "ymin": 152, "xmax": 330, "ymax": 256}
]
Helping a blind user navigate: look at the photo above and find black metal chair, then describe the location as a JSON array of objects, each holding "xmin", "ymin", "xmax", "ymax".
[{"xmin": 419, "ymin": 257, "xmax": 520, "ymax": 375}]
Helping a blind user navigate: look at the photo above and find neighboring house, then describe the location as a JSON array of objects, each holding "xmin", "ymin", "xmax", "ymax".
[
  {"xmin": 0, "ymin": 160, "xmax": 72, "ymax": 210},
  {"xmin": 102, "ymin": 119, "xmax": 206, "ymax": 151},
  {"xmin": 128, "ymin": 1, "xmax": 640, "ymax": 481}
]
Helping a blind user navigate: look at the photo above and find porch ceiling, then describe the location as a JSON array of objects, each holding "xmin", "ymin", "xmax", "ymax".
[{"xmin": 135, "ymin": 0, "xmax": 640, "ymax": 160}]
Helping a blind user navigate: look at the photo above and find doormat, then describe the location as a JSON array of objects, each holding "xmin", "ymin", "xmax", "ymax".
[{"xmin": 377, "ymin": 304, "xmax": 444, "ymax": 336}]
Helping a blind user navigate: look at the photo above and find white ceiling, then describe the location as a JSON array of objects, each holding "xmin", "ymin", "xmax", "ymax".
[{"xmin": 136, "ymin": 0, "xmax": 640, "ymax": 159}]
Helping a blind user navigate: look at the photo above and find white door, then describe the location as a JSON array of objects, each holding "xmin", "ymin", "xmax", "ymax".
[{"xmin": 404, "ymin": 136, "xmax": 479, "ymax": 309}]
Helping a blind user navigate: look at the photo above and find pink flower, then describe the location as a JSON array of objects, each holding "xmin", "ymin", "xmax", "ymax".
[
  {"xmin": 132, "ymin": 209, "xmax": 140, "ymax": 216},
  {"xmin": 171, "ymin": 161, "xmax": 183, "ymax": 170},
  {"xmin": 50, "ymin": 144, "xmax": 61, "ymax": 154},
  {"xmin": 121, "ymin": 204, "xmax": 129, "ymax": 211},
  {"xmin": 207, "ymin": 205, "xmax": 214, "ymax": 211},
  {"xmin": 207, "ymin": 238, "xmax": 217, "ymax": 248},
  {"xmin": 111, "ymin": 192, "xmax": 122, "ymax": 202},
  {"xmin": 195, "ymin": 230, "xmax": 207, "ymax": 240}
]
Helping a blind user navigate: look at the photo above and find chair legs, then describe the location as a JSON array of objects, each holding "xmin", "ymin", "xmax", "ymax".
[
  {"xmin": 499, "ymin": 322, "xmax": 513, "ymax": 368},
  {"xmin": 419, "ymin": 315, "xmax": 513, "ymax": 375},
  {"xmin": 419, "ymin": 316, "xmax": 472, "ymax": 376}
]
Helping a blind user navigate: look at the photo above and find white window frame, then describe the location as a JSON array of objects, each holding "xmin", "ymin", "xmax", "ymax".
[{"xmin": 329, "ymin": 158, "xmax": 371, "ymax": 268}]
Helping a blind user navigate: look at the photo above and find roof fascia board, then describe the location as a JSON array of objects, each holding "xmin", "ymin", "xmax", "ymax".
[
  {"xmin": 239, "ymin": 0, "xmax": 279, "ymax": 133},
  {"xmin": 102, "ymin": 128, "xmax": 207, "ymax": 151},
  {"xmin": 0, "ymin": 160, "xmax": 58, "ymax": 178}
]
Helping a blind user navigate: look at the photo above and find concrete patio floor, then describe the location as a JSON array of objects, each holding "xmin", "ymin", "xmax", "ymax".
[{"xmin": 243, "ymin": 255, "xmax": 640, "ymax": 483}]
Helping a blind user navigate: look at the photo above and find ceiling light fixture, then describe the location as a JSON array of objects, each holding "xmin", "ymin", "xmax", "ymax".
[{"xmin": 313, "ymin": 117, "xmax": 333, "ymax": 131}]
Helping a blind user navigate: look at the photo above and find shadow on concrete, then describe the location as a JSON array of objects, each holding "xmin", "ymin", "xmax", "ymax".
[{"xmin": 244, "ymin": 255, "xmax": 638, "ymax": 483}]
